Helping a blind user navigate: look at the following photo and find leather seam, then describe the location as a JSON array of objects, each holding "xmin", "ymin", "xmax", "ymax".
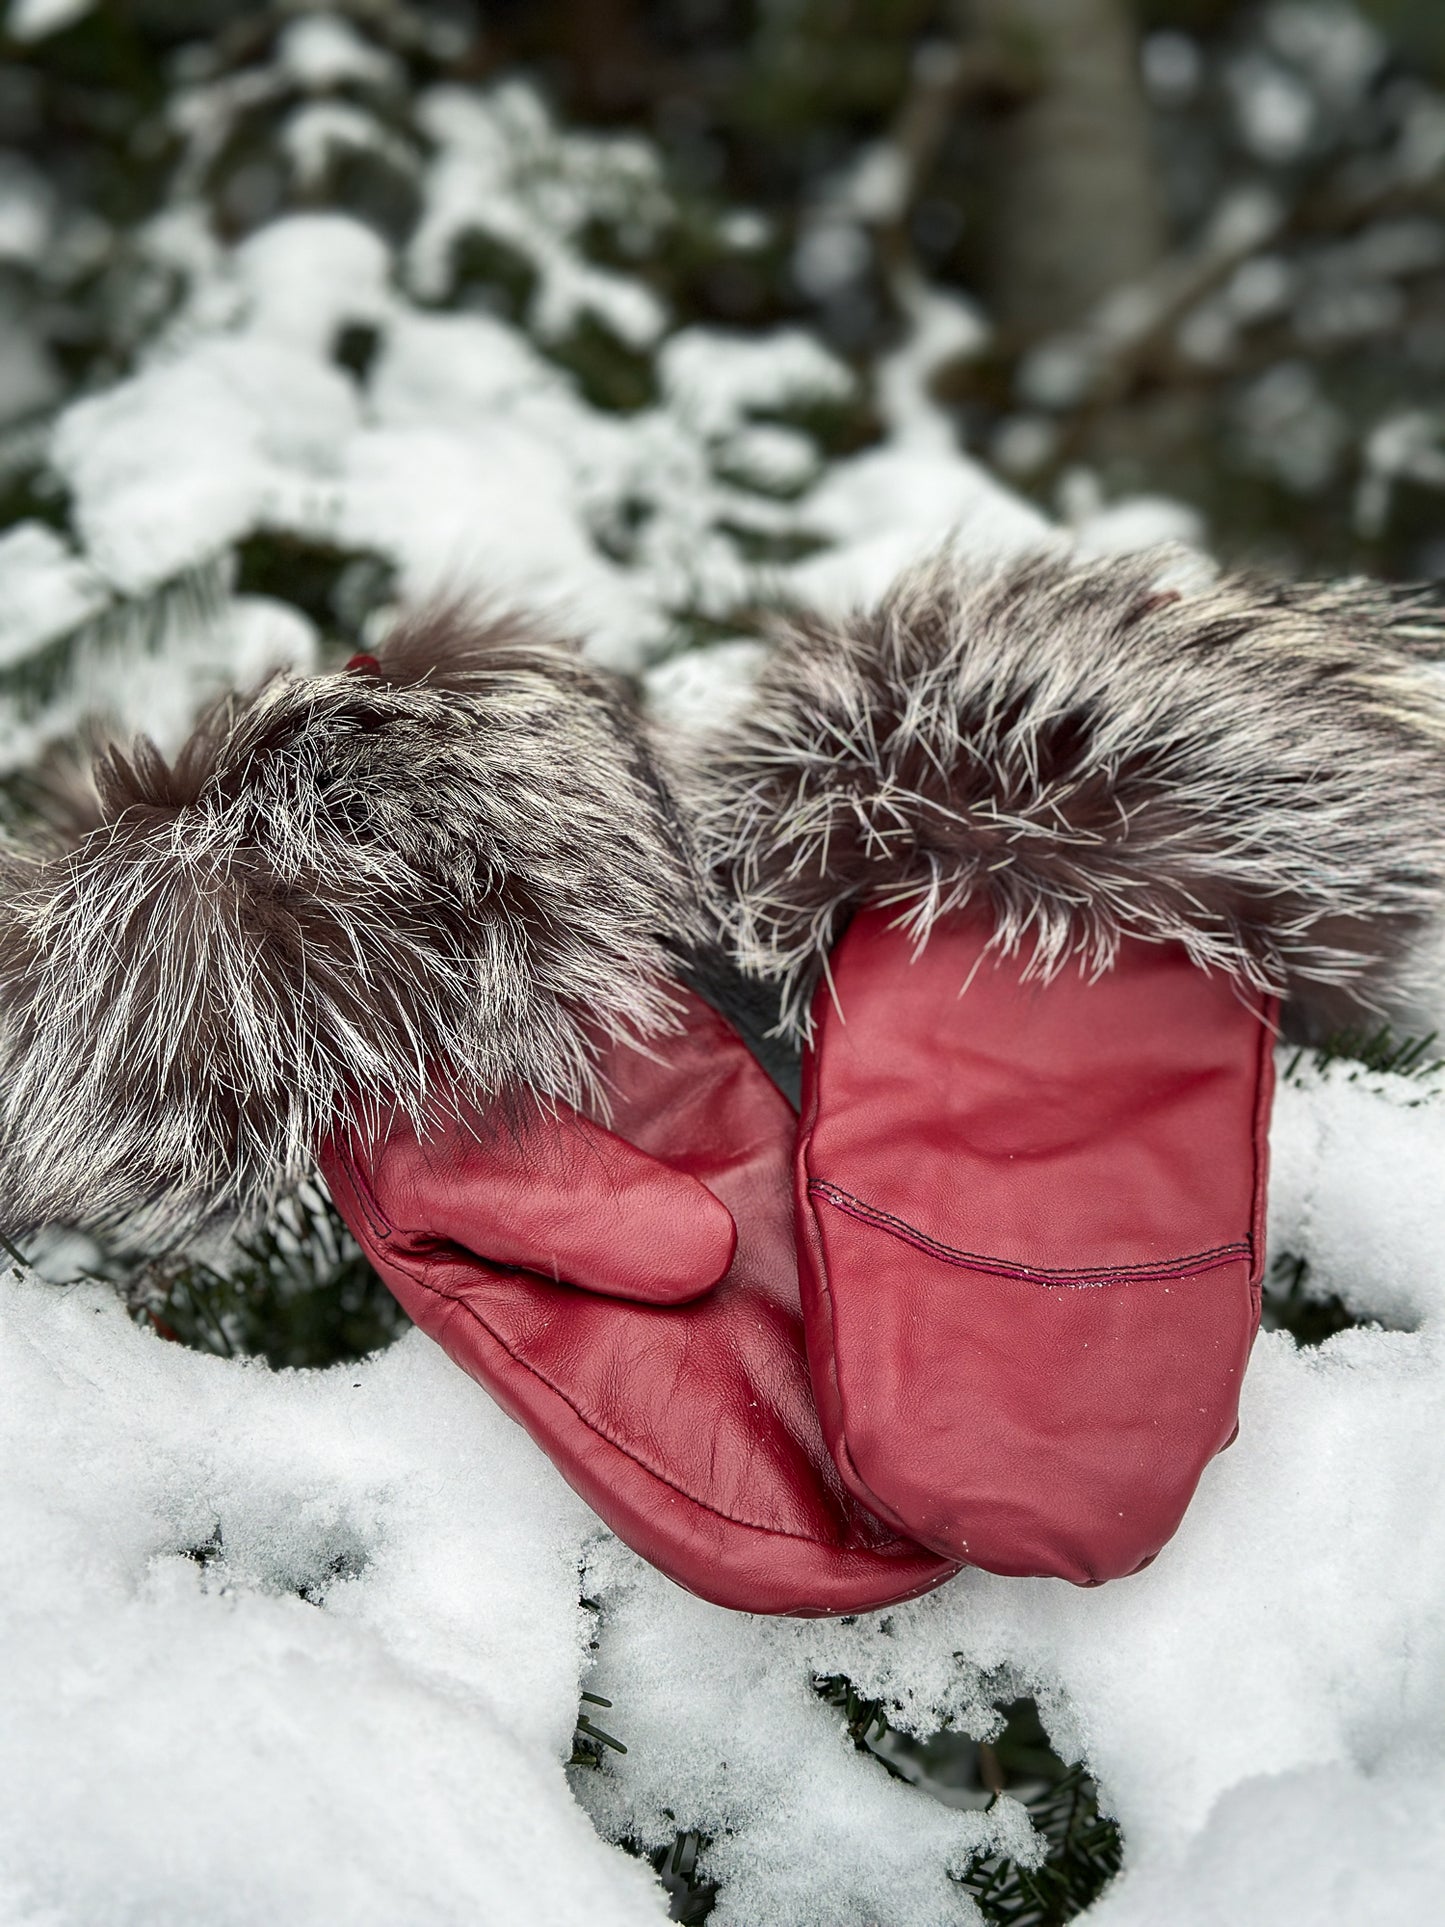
[
  {"xmin": 336, "ymin": 1144, "xmax": 852, "ymax": 1548},
  {"xmin": 797, "ymin": 1100, "xmax": 938, "ymax": 1551},
  {"xmin": 329, "ymin": 1145, "xmax": 393, "ymax": 1242},
  {"xmin": 808, "ymin": 1180, "xmax": 1252, "ymax": 1285},
  {"xmin": 408, "ymin": 1257, "xmax": 855, "ymax": 1549}
]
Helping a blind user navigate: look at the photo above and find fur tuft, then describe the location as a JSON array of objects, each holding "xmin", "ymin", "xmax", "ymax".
[
  {"xmin": 693, "ymin": 547, "xmax": 1445, "ymax": 1039},
  {"xmin": 0, "ymin": 608, "xmax": 703, "ymax": 1239}
]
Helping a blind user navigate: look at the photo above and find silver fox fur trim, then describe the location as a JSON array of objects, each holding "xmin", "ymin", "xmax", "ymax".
[
  {"xmin": 693, "ymin": 547, "xmax": 1445, "ymax": 1040},
  {"xmin": 0, "ymin": 608, "xmax": 702, "ymax": 1239}
]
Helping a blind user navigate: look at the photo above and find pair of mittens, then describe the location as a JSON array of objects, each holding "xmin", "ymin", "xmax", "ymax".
[{"xmin": 2, "ymin": 551, "xmax": 1440, "ymax": 1610}]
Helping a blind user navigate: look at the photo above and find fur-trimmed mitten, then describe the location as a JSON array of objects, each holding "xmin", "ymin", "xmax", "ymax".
[
  {"xmin": 695, "ymin": 549, "xmax": 1445, "ymax": 1584},
  {"xmin": 0, "ymin": 613, "xmax": 955, "ymax": 1617}
]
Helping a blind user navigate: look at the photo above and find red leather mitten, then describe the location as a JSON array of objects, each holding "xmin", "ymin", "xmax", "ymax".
[
  {"xmin": 322, "ymin": 989, "xmax": 956, "ymax": 1614},
  {"xmin": 795, "ymin": 908, "xmax": 1273, "ymax": 1582},
  {"xmin": 696, "ymin": 550, "xmax": 1445, "ymax": 1583},
  {"xmin": 0, "ymin": 609, "xmax": 954, "ymax": 1616}
]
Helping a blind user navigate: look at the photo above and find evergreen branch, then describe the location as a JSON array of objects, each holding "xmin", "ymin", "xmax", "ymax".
[{"xmin": 111, "ymin": 1187, "xmax": 410, "ymax": 1370}]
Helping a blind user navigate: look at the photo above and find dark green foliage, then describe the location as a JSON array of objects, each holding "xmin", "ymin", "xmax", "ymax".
[
  {"xmin": 571, "ymin": 1691, "xmax": 629, "ymax": 1766},
  {"xmin": 234, "ymin": 534, "xmax": 397, "ymax": 649},
  {"xmin": 651, "ymin": 1831, "xmax": 719, "ymax": 1926},
  {"xmin": 579, "ymin": 1681, "xmax": 1125, "ymax": 1925},
  {"xmin": 0, "ymin": 454, "xmax": 69, "ymax": 539},
  {"xmin": 484, "ymin": 0, "xmax": 1445, "ymax": 580},
  {"xmin": 713, "ymin": 520, "xmax": 830, "ymax": 567},
  {"xmin": 568, "ymin": 1681, "xmax": 720, "ymax": 1920},
  {"xmin": 817, "ymin": 1678, "xmax": 1080, "ymax": 1805},
  {"xmin": 815, "ymin": 1683, "xmax": 1123, "ymax": 1926},
  {"xmin": 550, "ymin": 314, "xmax": 659, "ymax": 412},
  {"xmin": 0, "ymin": 568, "xmax": 216, "ymax": 721},
  {"xmin": 172, "ymin": 1520, "xmax": 368, "ymax": 1605},
  {"xmin": 4, "ymin": 7, "xmax": 1439, "ymax": 1913},
  {"xmin": 118, "ymin": 1189, "xmax": 410, "ymax": 1370},
  {"xmin": 1, "ymin": 0, "xmax": 885, "ymax": 746},
  {"xmin": 816, "ymin": 1670, "xmax": 902, "ymax": 1756},
  {"xmin": 16, "ymin": 0, "xmax": 1445, "ymax": 588},
  {"xmin": 178, "ymin": 1521, "xmax": 226, "ymax": 1572},
  {"xmin": 0, "ymin": 613, "xmax": 99, "ymax": 720},
  {"xmin": 1288, "ymin": 1025, "xmax": 1444, "ymax": 1086},
  {"xmin": 0, "ymin": 2, "xmax": 179, "ymax": 231},
  {"xmin": 331, "ymin": 321, "xmax": 383, "ymax": 383},
  {"xmin": 1266, "ymin": 1022, "xmax": 1440, "ymax": 1346},
  {"xmin": 443, "ymin": 229, "xmax": 541, "ymax": 327},
  {"xmin": 1261, "ymin": 1251, "xmax": 1368, "ymax": 1348},
  {"xmin": 954, "ymin": 1760, "xmax": 1124, "ymax": 1927},
  {"xmin": 1267, "ymin": 1030, "xmax": 1440, "ymax": 1346}
]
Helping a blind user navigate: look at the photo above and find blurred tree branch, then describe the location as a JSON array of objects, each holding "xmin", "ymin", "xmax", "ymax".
[
  {"xmin": 870, "ymin": 25, "xmax": 1037, "ymax": 288},
  {"xmin": 1015, "ymin": 100, "xmax": 1445, "ymax": 467}
]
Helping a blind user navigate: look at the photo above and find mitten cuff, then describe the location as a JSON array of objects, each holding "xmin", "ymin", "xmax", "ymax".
[
  {"xmin": 691, "ymin": 547, "xmax": 1445, "ymax": 1040},
  {"xmin": 0, "ymin": 608, "xmax": 703, "ymax": 1237}
]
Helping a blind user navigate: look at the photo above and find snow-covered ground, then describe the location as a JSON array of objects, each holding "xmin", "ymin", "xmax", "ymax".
[
  {"xmin": 4, "ymin": 1056, "xmax": 1444, "ymax": 1925},
  {"xmin": 2, "ymin": 43, "xmax": 1444, "ymax": 1925}
]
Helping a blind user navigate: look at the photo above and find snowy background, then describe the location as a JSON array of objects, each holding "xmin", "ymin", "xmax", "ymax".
[{"xmin": 2, "ymin": 4, "xmax": 1444, "ymax": 1923}]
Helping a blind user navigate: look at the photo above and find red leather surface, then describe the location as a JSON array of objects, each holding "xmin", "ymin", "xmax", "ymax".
[
  {"xmin": 321, "ymin": 989, "xmax": 958, "ymax": 1617},
  {"xmin": 334, "ymin": 1104, "xmax": 737, "ymax": 1306},
  {"xmin": 798, "ymin": 907, "xmax": 1276, "ymax": 1585}
]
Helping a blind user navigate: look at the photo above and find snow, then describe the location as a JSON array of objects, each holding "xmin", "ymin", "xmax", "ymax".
[
  {"xmin": 789, "ymin": 445, "xmax": 1049, "ymax": 614},
  {"xmin": 875, "ymin": 276, "xmax": 988, "ymax": 448},
  {"xmin": 408, "ymin": 85, "xmax": 669, "ymax": 349},
  {"xmin": 792, "ymin": 217, "xmax": 872, "ymax": 300},
  {"xmin": 644, "ymin": 638, "xmax": 770, "ymax": 732},
  {"xmin": 27, "ymin": 155, "xmax": 949, "ymax": 696},
  {"xmin": 0, "ymin": 523, "xmax": 107, "ymax": 668},
  {"xmin": 6, "ymin": 68, "xmax": 1180, "ymax": 741},
  {"xmin": 1236, "ymin": 361, "xmax": 1348, "ymax": 495},
  {"xmin": 1358, "ymin": 410, "xmax": 1445, "ymax": 538},
  {"xmin": 276, "ymin": 12, "xmax": 401, "ymax": 94},
  {"xmin": 3, "ymin": 1052, "xmax": 1445, "ymax": 1922},
  {"xmin": 5, "ymin": 0, "xmax": 92, "ymax": 41},
  {"xmin": 53, "ymin": 339, "xmax": 360, "ymax": 593},
  {"xmin": 0, "ymin": 156, "xmax": 54, "ymax": 266},
  {"xmin": 1067, "ymin": 489, "xmax": 1207, "ymax": 558},
  {"xmin": 658, "ymin": 327, "xmax": 852, "ymax": 441},
  {"xmin": 1087, "ymin": 1758, "xmax": 1445, "ymax": 1925},
  {"xmin": 1229, "ymin": 53, "xmax": 1318, "ymax": 164},
  {"xmin": 0, "ymin": 547, "xmax": 312, "ymax": 775},
  {"xmin": 1143, "ymin": 32, "xmax": 1203, "ymax": 107},
  {"xmin": 0, "ymin": 1281, "xmax": 665, "ymax": 1927},
  {"xmin": 233, "ymin": 215, "xmax": 393, "ymax": 352},
  {"xmin": 1265, "ymin": 2, "xmax": 1386, "ymax": 109},
  {"xmin": 576, "ymin": 1543, "xmax": 1043, "ymax": 1927},
  {"xmin": 283, "ymin": 100, "xmax": 417, "ymax": 192}
]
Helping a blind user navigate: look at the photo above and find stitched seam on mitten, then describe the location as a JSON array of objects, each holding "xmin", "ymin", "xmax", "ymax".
[
  {"xmin": 808, "ymin": 1181, "xmax": 1252, "ymax": 1286},
  {"xmin": 799, "ymin": 1162, "xmax": 966, "ymax": 1563},
  {"xmin": 331, "ymin": 1151, "xmax": 393, "ymax": 1243},
  {"xmin": 408, "ymin": 1257, "xmax": 867, "ymax": 1548}
]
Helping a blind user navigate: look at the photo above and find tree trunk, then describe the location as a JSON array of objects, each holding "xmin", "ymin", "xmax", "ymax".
[{"xmin": 970, "ymin": 0, "xmax": 1165, "ymax": 339}]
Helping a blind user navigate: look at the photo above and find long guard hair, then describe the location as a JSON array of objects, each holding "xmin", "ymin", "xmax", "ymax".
[
  {"xmin": 690, "ymin": 547, "xmax": 1445, "ymax": 1040},
  {"xmin": 0, "ymin": 609, "xmax": 702, "ymax": 1239}
]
